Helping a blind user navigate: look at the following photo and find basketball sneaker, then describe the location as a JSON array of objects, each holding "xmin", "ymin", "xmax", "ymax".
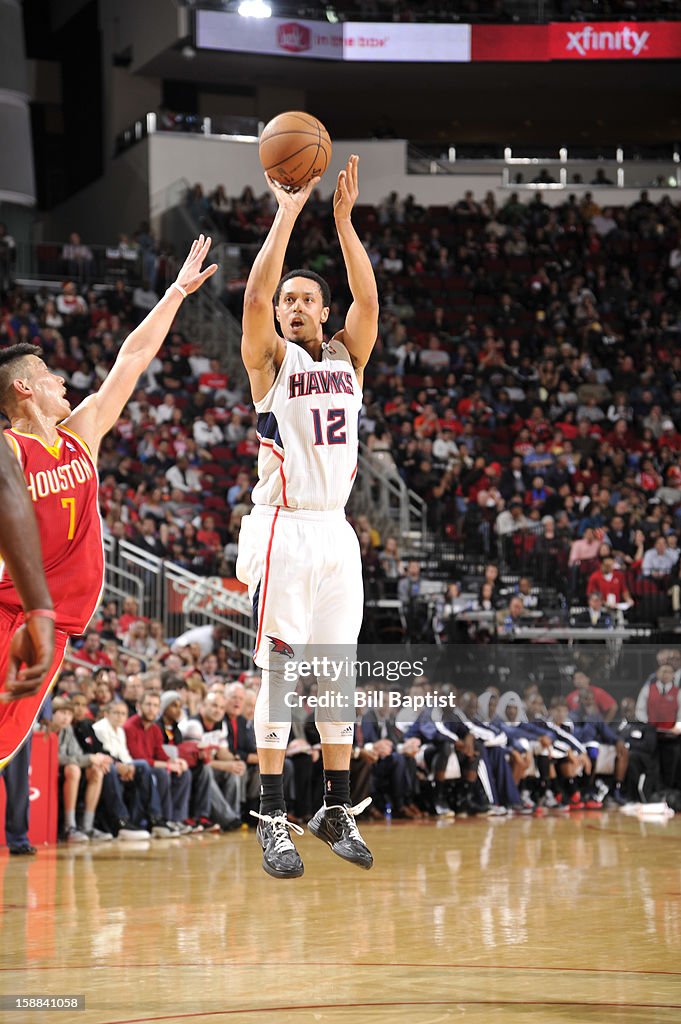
[
  {"xmin": 308, "ymin": 799, "xmax": 374, "ymax": 870},
  {"xmin": 541, "ymin": 790, "xmax": 569, "ymax": 812},
  {"xmin": 85, "ymin": 827, "xmax": 114, "ymax": 842},
  {"xmin": 117, "ymin": 820, "xmax": 151, "ymax": 841},
  {"xmin": 250, "ymin": 809, "xmax": 305, "ymax": 879},
  {"xmin": 9, "ymin": 843, "xmax": 37, "ymax": 856},
  {"xmin": 64, "ymin": 826, "xmax": 89, "ymax": 843}
]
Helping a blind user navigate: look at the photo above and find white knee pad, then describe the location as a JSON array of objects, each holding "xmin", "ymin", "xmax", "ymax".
[
  {"xmin": 315, "ymin": 720, "xmax": 355, "ymax": 745},
  {"xmin": 254, "ymin": 668, "xmax": 292, "ymax": 750}
]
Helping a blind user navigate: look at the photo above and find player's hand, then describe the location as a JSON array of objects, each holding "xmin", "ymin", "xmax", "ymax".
[
  {"xmin": 0, "ymin": 618, "xmax": 55, "ymax": 703},
  {"xmin": 174, "ymin": 234, "xmax": 218, "ymax": 296},
  {"xmin": 226, "ymin": 759, "xmax": 246, "ymax": 776},
  {"xmin": 333, "ymin": 154, "xmax": 359, "ymax": 222},
  {"xmin": 265, "ymin": 173, "xmax": 320, "ymax": 214},
  {"xmin": 374, "ymin": 738, "xmax": 394, "ymax": 758}
]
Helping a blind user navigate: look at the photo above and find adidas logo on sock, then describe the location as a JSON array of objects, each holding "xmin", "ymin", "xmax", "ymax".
[{"xmin": 264, "ymin": 731, "xmax": 280, "ymax": 742}]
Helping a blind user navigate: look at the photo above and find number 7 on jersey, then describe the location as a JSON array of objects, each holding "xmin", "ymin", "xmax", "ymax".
[{"xmin": 61, "ymin": 497, "xmax": 76, "ymax": 540}]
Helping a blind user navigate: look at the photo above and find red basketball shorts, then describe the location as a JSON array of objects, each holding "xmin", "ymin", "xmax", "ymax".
[{"xmin": 0, "ymin": 605, "xmax": 68, "ymax": 771}]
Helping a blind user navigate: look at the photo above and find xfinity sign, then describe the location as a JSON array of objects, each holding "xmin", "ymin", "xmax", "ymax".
[{"xmin": 565, "ymin": 24, "xmax": 649, "ymax": 56}]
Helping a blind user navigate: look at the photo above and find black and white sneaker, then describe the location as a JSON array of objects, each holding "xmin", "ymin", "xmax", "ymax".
[
  {"xmin": 308, "ymin": 799, "xmax": 374, "ymax": 870},
  {"xmin": 250, "ymin": 809, "xmax": 305, "ymax": 879},
  {"xmin": 117, "ymin": 820, "xmax": 151, "ymax": 841}
]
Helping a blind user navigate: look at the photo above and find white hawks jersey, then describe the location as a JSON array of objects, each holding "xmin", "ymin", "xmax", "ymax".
[{"xmin": 252, "ymin": 338, "xmax": 362, "ymax": 512}]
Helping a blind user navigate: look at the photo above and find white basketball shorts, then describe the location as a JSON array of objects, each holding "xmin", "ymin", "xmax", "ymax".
[{"xmin": 236, "ymin": 505, "xmax": 364, "ymax": 669}]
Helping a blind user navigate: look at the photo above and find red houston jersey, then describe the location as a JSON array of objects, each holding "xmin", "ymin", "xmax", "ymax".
[{"xmin": 0, "ymin": 426, "xmax": 104, "ymax": 634}]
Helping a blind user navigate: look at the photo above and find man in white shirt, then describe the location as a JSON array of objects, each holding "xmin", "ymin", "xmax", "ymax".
[
  {"xmin": 93, "ymin": 700, "xmax": 169, "ymax": 834},
  {"xmin": 642, "ymin": 536, "xmax": 677, "ymax": 579},
  {"xmin": 496, "ymin": 499, "xmax": 530, "ymax": 537},
  {"xmin": 152, "ymin": 394, "xmax": 177, "ymax": 425},
  {"xmin": 171, "ymin": 622, "xmax": 229, "ymax": 660},
  {"xmin": 432, "ymin": 429, "xmax": 459, "ymax": 466},
  {"xmin": 165, "ymin": 456, "xmax": 202, "ymax": 494},
  {"xmin": 193, "ymin": 411, "xmax": 225, "ymax": 449}
]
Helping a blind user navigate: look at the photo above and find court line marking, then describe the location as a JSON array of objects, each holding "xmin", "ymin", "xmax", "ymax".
[
  {"xmin": 3, "ymin": 962, "xmax": 680, "ymax": 977},
  {"xmin": 94, "ymin": 1000, "xmax": 681, "ymax": 1024}
]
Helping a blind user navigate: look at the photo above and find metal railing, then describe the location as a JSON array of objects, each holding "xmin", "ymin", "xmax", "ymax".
[
  {"xmin": 175, "ymin": 270, "xmax": 247, "ymax": 385},
  {"xmin": 407, "ymin": 143, "xmax": 681, "ymax": 189},
  {"xmin": 103, "ymin": 536, "xmax": 256, "ymax": 667},
  {"xmin": 350, "ymin": 442, "xmax": 427, "ymax": 541},
  {"xmin": 13, "ymin": 240, "xmax": 148, "ymax": 288}
]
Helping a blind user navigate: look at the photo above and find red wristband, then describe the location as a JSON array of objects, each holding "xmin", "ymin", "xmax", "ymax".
[{"xmin": 25, "ymin": 608, "xmax": 57, "ymax": 622}]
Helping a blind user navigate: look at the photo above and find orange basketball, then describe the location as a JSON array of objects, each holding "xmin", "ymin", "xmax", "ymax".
[{"xmin": 258, "ymin": 111, "xmax": 332, "ymax": 191}]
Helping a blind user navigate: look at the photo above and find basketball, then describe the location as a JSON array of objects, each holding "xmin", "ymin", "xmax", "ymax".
[{"xmin": 258, "ymin": 111, "xmax": 332, "ymax": 191}]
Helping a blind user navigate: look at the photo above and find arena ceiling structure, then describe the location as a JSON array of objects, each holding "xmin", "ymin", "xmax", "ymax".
[{"xmin": 16, "ymin": 0, "xmax": 681, "ymax": 214}]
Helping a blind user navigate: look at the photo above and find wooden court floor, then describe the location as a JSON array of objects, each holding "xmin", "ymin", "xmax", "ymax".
[{"xmin": 1, "ymin": 813, "xmax": 680, "ymax": 1024}]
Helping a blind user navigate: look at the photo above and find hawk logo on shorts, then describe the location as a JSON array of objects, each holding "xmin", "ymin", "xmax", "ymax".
[{"xmin": 267, "ymin": 635, "xmax": 295, "ymax": 658}]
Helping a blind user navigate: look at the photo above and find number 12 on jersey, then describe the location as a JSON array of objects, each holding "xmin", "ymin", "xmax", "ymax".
[{"xmin": 311, "ymin": 408, "xmax": 347, "ymax": 446}]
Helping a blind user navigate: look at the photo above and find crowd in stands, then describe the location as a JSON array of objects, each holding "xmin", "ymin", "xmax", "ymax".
[
  {"xmin": 219, "ymin": 1, "xmax": 681, "ymax": 24},
  {"xmin": 37, "ymin": 602, "xmax": 681, "ymax": 840},
  {"xmin": 4, "ymin": 176, "xmax": 681, "ymax": 837},
  {"xmin": 192, "ymin": 181, "xmax": 681, "ymax": 639},
  {"xmin": 5, "ymin": 185, "xmax": 681, "ymax": 642}
]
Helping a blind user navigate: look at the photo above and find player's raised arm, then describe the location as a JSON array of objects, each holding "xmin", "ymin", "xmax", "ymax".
[
  {"xmin": 65, "ymin": 235, "xmax": 217, "ymax": 455},
  {"xmin": 241, "ymin": 174, "xmax": 319, "ymax": 383},
  {"xmin": 0, "ymin": 439, "xmax": 55, "ymax": 699},
  {"xmin": 333, "ymin": 155, "xmax": 379, "ymax": 373}
]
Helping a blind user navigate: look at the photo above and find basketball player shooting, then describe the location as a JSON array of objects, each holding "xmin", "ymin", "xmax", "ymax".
[
  {"xmin": 0, "ymin": 235, "xmax": 217, "ymax": 770},
  {"xmin": 238, "ymin": 154, "xmax": 379, "ymax": 879}
]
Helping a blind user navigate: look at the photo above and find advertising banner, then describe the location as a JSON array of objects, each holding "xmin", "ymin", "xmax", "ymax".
[
  {"xmin": 197, "ymin": 12, "xmax": 681, "ymax": 63},
  {"xmin": 473, "ymin": 21, "xmax": 681, "ymax": 61},
  {"xmin": 549, "ymin": 20, "xmax": 681, "ymax": 60},
  {"xmin": 197, "ymin": 12, "xmax": 470, "ymax": 62},
  {"xmin": 342, "ymin": 23, "xmax": 471, "ymax": 62},
  {"xmin": 197, "ymin": 11, "xmax": 343, "ymax": 60},
  {"xmin": 0, "ymin": 732, "xmax": 59, "ymax": 846}
]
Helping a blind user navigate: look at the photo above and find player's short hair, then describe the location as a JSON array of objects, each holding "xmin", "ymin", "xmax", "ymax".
[
  {"xmin": 274, "ymin": 269, "xmax": 331, "ymax": 308},
  {"xmin": 0, "ymin": 342, "xmax": 43, "ymax": 418}
]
